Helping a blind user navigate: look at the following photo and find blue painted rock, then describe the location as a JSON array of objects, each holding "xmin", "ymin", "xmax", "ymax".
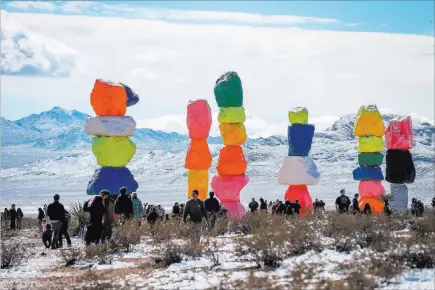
[{"xmin": 87, "ymin": 167, "xmax": 138, "ymax": 195}]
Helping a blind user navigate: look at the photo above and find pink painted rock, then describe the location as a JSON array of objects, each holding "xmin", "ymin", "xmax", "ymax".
[
  {"xmin": 221, "ymin": 201, "xmax": 246, "ymax": 219},
  {"xmin": 186, "ymin": 99, "xmax": 212, "ymax": 139},
  {"xmin": 358, "ymin": 180, "xmax": 385, "ymax": 198},
  {"xmin": 211, "ymin": 175, "xmax": 249, "ymax": 202},
  {"xmin": 385, "ymin": 116, "xmax": 413, "ymax": 150}
]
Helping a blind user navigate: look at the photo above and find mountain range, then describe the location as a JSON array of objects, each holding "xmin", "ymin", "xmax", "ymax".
[{"xmin": 1, "ymin": 107, "xmax": 434, "ymax": 210}]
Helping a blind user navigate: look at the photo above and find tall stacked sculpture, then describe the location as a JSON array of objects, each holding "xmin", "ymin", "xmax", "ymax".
[
  {"xmin": 185, "ymin": 100, "xmax": 212, "ymax": 200},
  {"xmin": 211, "ymin": 72, "xmax": 248, "ymax": 218},
  {"xmin": 86, "ymin": 79, "xmax": 139, "ymax": 196},
  {"xmin": 352, "ymin": 105, "xmax": 385, "ymax": 213},
  {"xmin": 278, "ymin": 107, "xmax": 320, "ymax": 214},
  {"xmin": 385, "ymin": 116, "xmax": 416, "ymax": 211}
]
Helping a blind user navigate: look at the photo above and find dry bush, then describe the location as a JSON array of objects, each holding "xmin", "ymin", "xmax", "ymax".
[
  {"xmin": 343, "ymin": 269, "xmax": 378, "ymax": 290},
  {"xmin": 155, "ymin": 242, "xmax": 183, "ymax": 267},
  {"xmin": 220, "ymin": 271, "xmax": 278, "ymax": 289},
  {"xmin": 69, "ymin": 269, "xmax": 119, "ymax": 290},
  {"xmin": 202, "ymin": 239, "xmax": 221, "ymax": 267},
  {"xmin": 409, "ymin": 211, "xmax": 435, "ymax": 238},
  {"xmin": 204, "ymin": 216, "xmax": 228, "ymax": 237},
  {"xmin": 109, "ymin": 220, "xmax": 141, "ymax": 253},
  {"xmin": 389, "ymin": 235, "xmax": 435, "ymax": 269},
  {"xmin": 68, "ymin": 202, "xmax": 90, "ymax": 236},
  {"xmin": 85, "ymin": 244, "xmax": 113, "ymax": 265},
  {"xmin": 20, "ymin": 217, "xmax": 40, "ymax": 229},
  {"xmin": 61, "ymin": 248, "xmax": 83, "ymax": 266},
  {"xmin": 150, "ymin": 219, "xmax": 189, "ymax": 242},
  {"xmin": 1, "ymin": 240, "xmax": 26, "ymax": 269}
]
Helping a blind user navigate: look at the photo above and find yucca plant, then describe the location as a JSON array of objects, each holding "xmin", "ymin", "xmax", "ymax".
[
  {"xmin": 380, "ymin": 193, "xmax": 394, "ymax": 203},
  {"xmin": 68, "ymin": 201, "xmax": 89, "ymax": 236}
]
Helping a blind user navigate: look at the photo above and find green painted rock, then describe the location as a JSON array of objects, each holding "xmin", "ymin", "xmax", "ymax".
[
  {"xmin": 358, "ymin": 152, "xmax": 384, "ymax": 167},
  {"xmin": 214, "ymin": 71, "xmax": 243, "ymax": 107},
  {"xmin": 92, "ymin": 136, "xmax": 136, "ymax": 167},
  {"xmin": 288, "ymin": 107, "xmax": 308, "ymax": 124}
]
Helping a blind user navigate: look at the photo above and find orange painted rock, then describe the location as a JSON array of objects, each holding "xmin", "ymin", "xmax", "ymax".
[
  {"xmin": 284, "ymin": 185, "xmax": 313, "ymax": 215},
  {"xmin": 359, "ymin": 197, "xmax": 384, "ymax": 213},
  {"xmin": 184, "ymin": 139, "xmax": 212, "ymax": 170},
  {"xmin": 216, "ymin": 146, "xmax": 247, "ymax": 176},
  {"xmin": 90, "ymin": 79, "xmax": 127, "ymax": 116},
  {"xmin": 219, "ymin": 123, "xmax": 247, "ymax": 146}
]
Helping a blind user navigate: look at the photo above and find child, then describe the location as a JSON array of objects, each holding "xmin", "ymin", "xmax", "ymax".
[{"xmin": 42, "ymin": 223, "xmax": 53, "ymax": 248}]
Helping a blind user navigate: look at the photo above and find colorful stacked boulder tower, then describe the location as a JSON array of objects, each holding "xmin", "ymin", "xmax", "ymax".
[
  {"xmin": 211, "ymin": 71, "xmax": 249, "ymax": 219},
  {"xmin": 86, "ymin": 79, "xmax": 139, "ymax": 196},
  {"xmin": 385, "ymin": 116, "xmax": 416, "ymax": 211},
  {"xmin": 278, "ymin": 107, "xmax": 320, "ymax": 214},
  {"xmin": 185, "ymin": 100, "xmax": 212, "ymax": 200},
  {"xmin": 352, "ymin": 105, "xmax": 385, "ymax": 213}
]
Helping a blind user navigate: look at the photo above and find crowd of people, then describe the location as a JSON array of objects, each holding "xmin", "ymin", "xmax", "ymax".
[{"xmin": 2, "ymin": 189, "xmax": 434, "ymax": 249}]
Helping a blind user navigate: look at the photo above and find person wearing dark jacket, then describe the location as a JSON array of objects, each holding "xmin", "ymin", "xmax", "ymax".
[
  {"xmin": 416, "ymin": 200, "xmax": 424, "ymax": 217},
  {"xmin": 431, "ymin": 198, "xmax": 435, "ymax": 208},
  {"xmin": 38, "ymin": 208, "xmax": 45, "ymax": 231},
  {"xmin": 16, "ymin": 208, "xmax": 24, "ymax": 230},
  {"xmin": 352, "ymin": 194, "xmax": 360, "ymax": 214},
  {"xmin": 363, "ymin": 203, "xmax": 372, "ymax": 215},
  {"xmin": 204, "ymin": 192, "xmax": 220, "ymax": 213},
  {"xmin": 172, "ymin": 202, "xmax": 180, "ymax": 217},
  {"xmin": 101, "ymin": 190, "xmax": 116, "ymax": 243},
  {"xmin": 59, "ymin": 210, "xmax": 72, "ymax": 248},
  {"xmin": 42, "ymin": 223, "xmax": 53, "ymax": 248},
  {"xmin": 284, "ymin": 200, "xmax": 294, "ymax": 217},
  {"xmin": 2, "ymin": 208, "xmax": 9, "ymax": 227},
  {"xmin": 248, "ymin": 198, "xmax": 259, "ymax": 213},
  {"xmin": 47, "ymin": 194, "xmax": 66, "ymax": 249},
  {"xmin": 147, "ymin": 208, "xmax": 159, "ymax": 225},
  {"xmin": 184, "ymin": 190, "xmax": 209, "ymax": 242},
  {"xmin": 276, "ymin": 201, "xmax": 287, "ymax": 215},
  {"xmin": 115, "ymin": 187, "xmax": 134, "ymax": 219},
  {"xmin": 335, "ymin": 189, "xmax": 351, "ymax": 214},
  {"xmin": 9, "ymin": 204, "xmax": 17, "ymax": 230},
  {"xmin": 259, "ymin": 198, "xmax": 267, "ymax": 211},
  {"xmin": 83, "ymin": 196, "xmax": 105, "ymax": 245},
  {"xmin": 293, "ymin": 200, "xmax": 301, "ymax": 216}
]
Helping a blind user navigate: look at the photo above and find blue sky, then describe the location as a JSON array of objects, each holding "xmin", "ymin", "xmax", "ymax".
[{"xmin": 2, "ymin": 0, "xmax": 434, "ymax": 35}]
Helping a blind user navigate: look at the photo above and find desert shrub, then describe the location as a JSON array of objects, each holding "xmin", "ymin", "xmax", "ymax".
[
  {"xmin": 110, "ymin": 220, "xmax": 141, "ymax": 253},
  {"xmin": 1, "ymin": 240, "xmax": 26, "ymax": 269},
  {"xmin": 410, "ymin": 212, "xmax": 435, "ymax": 238},
  {"xmin": 151, "ymin": 219, "xmax": 189, "ymax": 241},
  {"xmin": 343, "ymin": 269, "xmax": 378, "ymax": 290},
  {"xmin": 156, "ymin": 242, "xmax": 183, "ymax": 267},
  {"xmin": 85, "ymin": 244, "xmax": 113, "ymax": 265},
  {"xmin": 20, "ymin": 217, "xmax": 40, "ymax": 229},
  {"xmin": 61, "ymin": 248, "xmax": 83, "ymax": 266},
  {"xmin": 390, "ymin": 236, "xmax": 435, "ymax": 269},
  {"xmin": 68, "ymin": 202, "xmax": 89, "ymax": 236}
]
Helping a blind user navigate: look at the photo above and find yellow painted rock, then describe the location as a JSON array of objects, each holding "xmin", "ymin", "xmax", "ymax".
[
  {"xmin": 218, "ymin": 107, "xmax": 246, "ymax": 123},
  {"xmin": 219, "ymin": 123, "xmax": 247, "ymax": 146},
  {"xmin": 187, "ymin": 169, "xmax": 208, "ymax": 200},
  {"xmin": 358, "ymin": 136, "xmax": 384, "ymax": 153},
  {"xmin": 288, "ymin": 107, "xmax": 308, "ymax": 124},
  {"xmin": 354, "ymin": 105, "xmax": 385, "ymax": 137},
  {"xmin": 92, "ymin": 137, "xmax": 136, "ymax": 167}
]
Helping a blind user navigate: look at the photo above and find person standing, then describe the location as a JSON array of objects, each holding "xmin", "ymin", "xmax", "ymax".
[
  {"xmin": 293, "ymin": 200, "xmax": 301, "ymax": 216},
  {"xmin": 204, "ymin": 192, "xmax": 220, "ymax": 228},
  {"xmin": 59, "ymin": 210, "xmax": 72, "ymax": 248},
  {"xmin": 16, "ymin": 208, "xmax": 24, "ymax": 230},
  {"xmin": 115, "ymin": 187, "xmax": 133, "ymax": 219},
  {"xmin": 172, "ymin": 202, "xmax": 180, "ymax": 218},
  {"xmin": 9, "ymin": 205, "xmax": 17, "ymax": 230},
  {"xmin": 352, "ymin": 194, "xmax": 361, "ymax": 214},
  {"xmin": 101, "ymin": 190, "xmax": 115, "ymax": 243},
  {"xmin": 259, "ymin": 198, "xmax": 268, "ymax": 212},
  {"xmin": 46, "ymin": 195, "xmax": 66, "ymax": 249},
  {"xmin": 183, "ymin": 190, "xmax": 209, "ymax": 243},
  {"xmin": 131, "ymin": 193, "xmax": 144, "ymax": 219},
  {"xmin": 83, "ymin": 196, "xmax": 105, "ymax": 245},
  {"xmin": 248, "ymin": 198, "xmax": 259, "ymax": 213},
  {"xmin": 38, "ymin": 208, "xmax": 45, "ymax": 231},
  {"xmin": 335, "ymin": 189, "xmax": 351, "ymax": 214},
  {"xmin": 2, "ymin": 208, "xmax": 10, "ymax": 227}
]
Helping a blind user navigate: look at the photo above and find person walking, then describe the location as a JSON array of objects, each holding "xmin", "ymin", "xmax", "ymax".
[
  {"xmin": 59, "ymin": 210, "xmax": 72, "ymax": 248},
  {"xmin": 101, "ymin": 190, "xmax": 115, "ymax": 243},
  {"xmin": 352, "ymin": 194, "xmax": 360, "ymax": 214},
  {"xmin": 204, "ymin": 192, "xmax": 220, "ymax": 228},
  {"xmin": 83, "ymin": 196, "xmax": 105, "ymax": 245},
  {"xmin": 46, "ymin": 194, "xmax": 66, "ymax": 249},
  {"xmin": 183, "ymin": 190, "xmax": 209, "ymax": 243},
  {"xmin": 115, "ymin": 187, "xmax": 134, "ymax": 220},
  {"xmin": 16, "ymin": 208, "xmax": 24, "ymax": 230},
  {"xmin": 335, "ymin": 189, "xmax": 351, "ymax": 214}
]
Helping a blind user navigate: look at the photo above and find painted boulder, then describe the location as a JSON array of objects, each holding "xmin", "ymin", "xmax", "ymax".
[
  {"xmin": 187, "ymin": 169, "xmax": 209, "ymax": 200},
  {"xmin": 121, "ymin": 83, "xmax": 139, "ymax": 107},
  {"xmin": 218, "ymin": 107, "xmax": 246, "ymax": 124},
  {"xmin": 288, "ymin": 107, "xmax": 308, "ymax": 124},
  {"xmin": 87, "ymin": 167, "xmax": 138, "ymax": 195},
  {"xmin": 284, "ymin": 185, "xmax": 313, "ymax": 215},
  {"xmin": 219, "ymin": 123, "xmax": 247, "ymax": 146},
  {"xmin": 186, "ymin": 99, "xmax": 212, "ymax": 139},
  {"xmin": 221, "ymin": 201, "xmax": 246, "ymax": 219},
  {"xmin": 85, "ymin": 116, "xmax": 136, "ymax": 137},
  {"xmin": 90, "ymin": 79, "xmax": 127, "ymax": 116},
  {"xmin": 390, "ymin": 183, "xmax": 408, "ymax": 212},
  {"xmin": 185, "ymin": 139, "xmax": 212, "ymax": 170},
  {"xmin": 92, "ymin": 137, "xmax": 136, "ymax": 167},
  {"xmin": 216, "ymin": 146, "xmax": 247, "ymax": 176},
  {"xmin": 211, "ymin": 175, "xmax": 249, "ymax": 202},
  {"xmin": 354, "ymin": 104, "xmax": 385, "ymax": 137},
  {"xmin": 358, "ymin": 180, "xmax": 385, "ymax": 198},
  {"xmin": 385, "ymin": 116, "xmax": 413, "ymax": 150},
  {"xmin": 288, "ymin": 124, "xmax": 315, "ymax": 156},
  {"xmin": 278, "ymin": 156, "xmax": 320, "ymax": 185},
  {"xmin": 358, "ymin": 136, "xmax": 384, "ymax": 153},
  {"xmin": 214, "ymin": 71, "xmax": 243, "ymax": 108},
  {"xmin": 385, "ymin": 149, "xmax": 415, "ymax": 184},
  {"xmin": 359, "ymin": 197, "xmax": 384, "ymax": 213},
  {"xmin": 358, "ymin": 153, "xmax": 384, "ymax": 167},
  {"xmin": 352, "ymin": 166, "xmax": 384, "ymax": 181}
]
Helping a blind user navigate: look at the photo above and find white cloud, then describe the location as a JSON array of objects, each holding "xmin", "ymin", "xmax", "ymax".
[
  {"xmin": 6, "ymin": 1, "xmax": 56, "ymax": 11},
  {"xmin": 1, "ymin": 9, "xmax": 433, "ymax": 137},
  {"xmin": 344, "ymin": 22, "xmax": 365, "ymax": 27},
  {"xmin": 0, "ymin": 10, "xmax": 77, "ymax": 76}
]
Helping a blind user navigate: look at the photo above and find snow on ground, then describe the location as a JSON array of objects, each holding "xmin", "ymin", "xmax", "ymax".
[{"xmin": 1, "ymin": 227, "xmax": 434, "ymax": 289}]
